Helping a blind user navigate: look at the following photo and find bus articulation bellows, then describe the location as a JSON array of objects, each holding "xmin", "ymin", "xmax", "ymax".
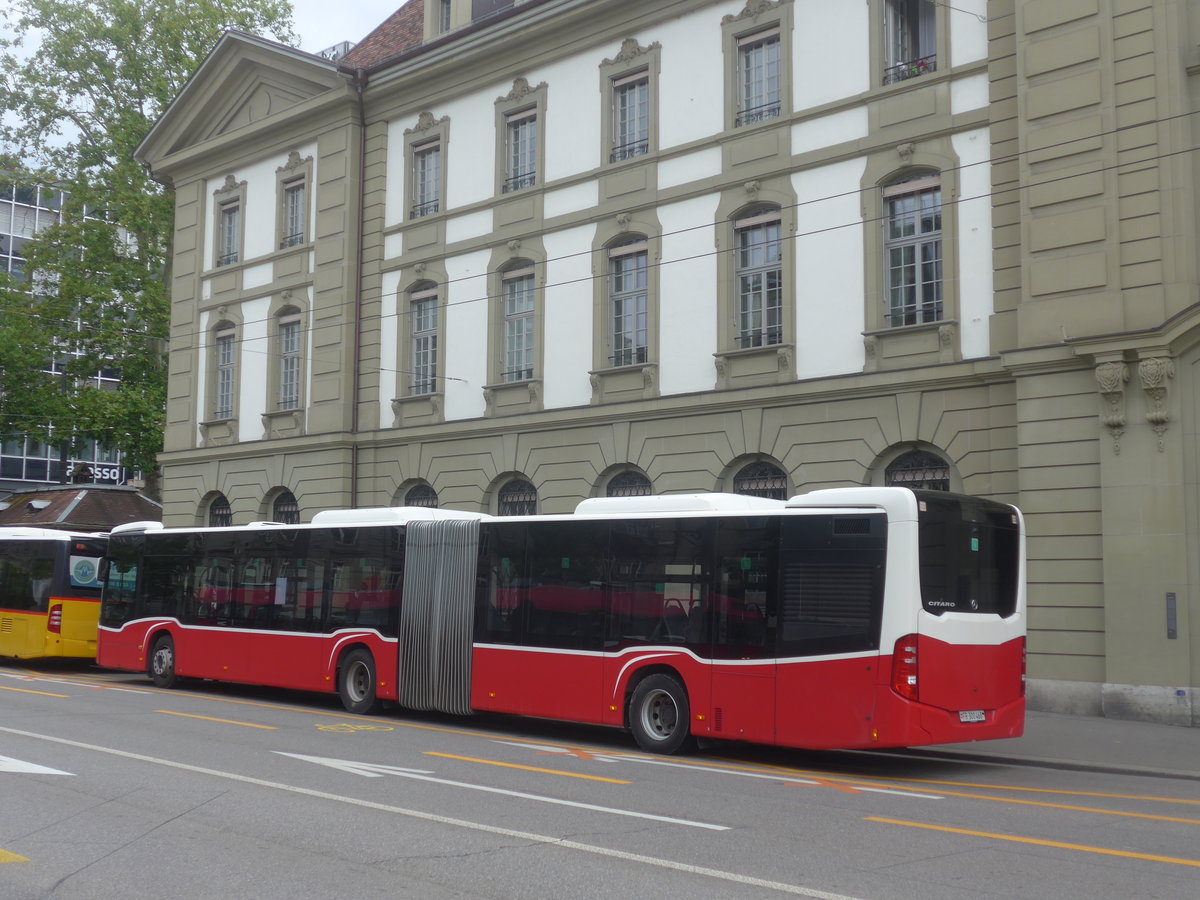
[
  {"xmin": 98, "ymin": 487, "xmax": 1025, "ymax": 753},
  {"xmin": 0, "ymin": 527, "xmax": 107, "ymax": 660}
]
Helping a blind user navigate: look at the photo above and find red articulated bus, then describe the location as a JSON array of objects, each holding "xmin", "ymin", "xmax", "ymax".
[{"xmin": 97, "ymin": 487, "xmax": 1025, "ymax": 753}]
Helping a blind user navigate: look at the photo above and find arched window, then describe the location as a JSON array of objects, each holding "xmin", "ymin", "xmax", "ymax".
[
  {"xmin": 498, "ymin": 478, "xmax": 537, "ymax": 516},
  {"xmin": 732, "ymin": 461, "xmax": 788, "ymax": 500},
  {"xmin": 885, "ymin": 449, "xmax": 950, "ymax": 491},
  {"xmin": 272, "ymin": 490, "xmax": 300, "ymax": 524},
  {"xmin": 606, "ymin": 470, "xmax": 651, "ymax": 497},
  {"xmin": 405, "ymin": 483, "xmax": 438, "ymax": 508},
  {"xmin": 208, "ymin": 494, "xmax": 232, "ymax": 527}
]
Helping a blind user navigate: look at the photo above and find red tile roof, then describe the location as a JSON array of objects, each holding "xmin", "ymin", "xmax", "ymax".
[{"xmin": 342, "ymin": 0, "xmax": 425, "ymax": 69}]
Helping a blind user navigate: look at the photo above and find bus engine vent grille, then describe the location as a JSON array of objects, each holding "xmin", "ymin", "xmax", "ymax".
[
  {"xmin": 0, "ymin": 617, "xmax": 11, "ymax": 633},
  {"xmin": 832, "ymin": 517, "xmax": 872, "ymax": 535},
  {"xmin": 714, "ymin": 706, "xmax": 723, "ymax": 732}
]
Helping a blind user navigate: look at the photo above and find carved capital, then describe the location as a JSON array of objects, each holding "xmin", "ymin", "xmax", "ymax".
[
  {"xmin": 722, "ymin": 0, "xmax": 781, "ymax": 25},
  {"xmin": 277, "ymin": 150, "xmax": 306, "ymax": 173},
  {"xmin": 214, "ymin": 174, "xmax": 245, "ymax": 197},
  {"xmin": 1095, "ymin": 361, "xmax": 1128, "ymax": 454},
  {"xmin": 897, "ymin": 142, "xmax": 916, "ymax": 164},
  {"xmin": 1139, "ymin": 356, "xmax": 1175, "ymax": 451},
  {"xmin": 616, "ymin": 212, "xmax": 631, "ymax": 231},
  {"xmin": 776, "ymin": 346, "xmax": 792, "ymax": 373},
  {"xmin": 405, "ymin": 110, "xmax": 448, "ymax": 136},
  {"xmin": 744, "ymin": 180, "xmax": 761, "ymax": 200},
  {"xmin": 507, "ymin": 238, "xmax": 522, "ymax": 255},
  {"xmin": 498, "ymin": 76, "xmax": 546, "ymax": 104},
  {"xmin": 602, "ymin": 38, "xmax": 661, "ymax": 66}
]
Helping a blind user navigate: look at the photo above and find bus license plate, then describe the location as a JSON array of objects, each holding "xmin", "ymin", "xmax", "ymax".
[{"xmin": 959, "ymin": 710, "xmax": 986, "ymax": 723}]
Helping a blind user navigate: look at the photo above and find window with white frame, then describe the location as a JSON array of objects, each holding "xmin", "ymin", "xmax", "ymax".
[
  {"xmin": 439, "ymin": 0, "xmax": 452, "ymax": 31},
  {"xmin": 883, "ymin": 0, "xmax": 937, "ymax": 84},
  {"xmin": 213, "ymin": 325, "xmax": 235, "ymax": 420},
  {"xmin": 217, "ymin": 200, "xmax": 240, "ymax": 266},
  {"xmin": 280, "ymin": 179, "xmax": 305, "ymax": 248},
  {"xmin": 411, "ymin": 141, "xmax": 441, "ymax": 218},
  {"xmin": 884, "ymin": 174, "xmax": 942, "ymax": 327},
  {"xmin": 503, "ymin": 109, "xmax": 538, "ymax": 193},
  {"xmin": 501, "ymin": 267, "xmax": 535, "ymax": 382},
  {"xmin": 609, "ymin": 239, "xmax": 648, "ymax": 367},
  {"xmin": 611, "ymin": 71, "xmax": 649, "ymax": 162},
  {"xmin": 734, "ymin": 211, "xmax": 783, "ymax": 348},
  {"xmin": 410, "ymin": 285, "xmax": 439, "ymax": 395},
  {"xmin": 736, "ymin": 29, "xmax": 781, "ymax": 126},
  {"xmin": 277, "ymin": 312, "xmax": 302, "ymax": 410}
]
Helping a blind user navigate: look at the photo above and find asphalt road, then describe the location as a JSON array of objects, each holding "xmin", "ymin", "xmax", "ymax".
[{"xmin": 2, "ymin": 658, "xmax": 1198, "ymax": 900}]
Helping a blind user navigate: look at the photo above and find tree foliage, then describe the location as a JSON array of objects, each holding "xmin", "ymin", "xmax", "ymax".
[{"xmin": 0, "ymin": 0, "xmax": 296, "ymax": 482}]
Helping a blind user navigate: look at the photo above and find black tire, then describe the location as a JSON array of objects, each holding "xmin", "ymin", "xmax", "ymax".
[
  {"xmin": 629, "ymin": 673, "xmax": 695, "ymax": 754},
  {"xmin": 148, "ymin": 634, "xmax": 178, "ymax": 689},
  {"xmin": 339, "ymin": 649, "xmax": 380, "ymax": 715}
]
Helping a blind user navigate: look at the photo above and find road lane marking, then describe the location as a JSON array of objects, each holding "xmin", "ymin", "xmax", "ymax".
[
  {"xmin": 316, "ymin": 722, "xmax": 395, "ymax": 733},
  {"xmin": 277, "ymin": 751, "xmax": 724, "ymax": 830},
  {"xmin": 156, "ymin": 710, "xmax": 278, "ymax": 730},
  {"xmin": 0, "ymin": 684, "xmax": 70, "ymax": 698},
  {"xmin": 878, "ymin": 784, "xmax": 1200, "ymax": 825},
  {"xmin": 425, "ymin": 751, "xmax": 631, "ymax": 784},
  {"xmin": 868, "ymin": 816, "xmax": 1200, "ymax": 868},
  {"xmin": 0, "ymin": 847, "xmax": 29, "ymax": 863},
  {"xmin": 0, "ymin": 754, "xmax": 72, "ymax": 775},
  {"xmin": 0, "ymin": 726, "xmax": 855, "ymax": 899}
]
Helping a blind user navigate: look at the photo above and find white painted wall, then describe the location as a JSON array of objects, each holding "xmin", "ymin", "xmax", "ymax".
[
  {"xmin": 657, "ymin": 5, "xmax": 733, "ymax": 150},
  {"xmin": 542, "ymin": 225, "xmax": 597, "ymax": 409},
  {"xmin": 791, "ymin": 108, "xmax": 868, "ymax": 157},
  {"xmin": 792, "ymin": 158, "xmax": 867, "ymax": 379},
  {"xmin": 793, "ymin": 0, "xmax": 869, "ymax": 110},
  {"xmin": 379, "ymin": 269, "xmax": 401, "ymax": 424},
  {"xmin": 658, "ymin": 147, "xmax": 722, "ymax": 190},
  {"xmin": 658, "ymin": 194, "xmax": 721, "ymax": 396},
  {"xmin": 952, "ymin": 128, "xmax": 992, "ymax": 360},
  {"xmin": 949, "ymin": 0, "xmax": 988, "ymax": 68},
  {"xmin": 951, "ymin": 73, "xmax": 989, "ymax": 115},
  {"xmin": 442, "ymin": 250, "xmax": 492, "ymax": 420},
  {"xmin": 239, "ymin": 296, "xmax": 271, "ymax": 442}
]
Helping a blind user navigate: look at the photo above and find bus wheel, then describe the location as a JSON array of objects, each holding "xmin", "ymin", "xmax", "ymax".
[
  {"xmin": 629, "ymin": 673, "xmax": 695, "ymax": 755},
  {"xmin": 339, "ymin": 649, "xmax": 380, "ymax": 715},
  {"xmin": 149, "ymin": 635, "xmax": 178, "ymax": 689}
]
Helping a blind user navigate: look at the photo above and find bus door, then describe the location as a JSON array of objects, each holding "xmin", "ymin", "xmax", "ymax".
[
  {"xmin": 59, "ymin": 538, "xmax": 105, "ymax": 655},
  {"xmin": 705, "ymin": 518, "xmax": 777, "ymax": 746},
  {"xmin": 773, "ymin": 513, "xmax": 886, "ymax": 750}
]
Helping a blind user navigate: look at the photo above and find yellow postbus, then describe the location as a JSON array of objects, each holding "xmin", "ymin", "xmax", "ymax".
[{"xmin": 0, "ymin": 527, "xmax": 107, "ymax": 659}]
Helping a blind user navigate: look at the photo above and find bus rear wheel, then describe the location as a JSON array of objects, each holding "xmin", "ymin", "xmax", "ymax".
[
  {"xmin": 629, "ymin": 673, "xmax": 695, "ymax": 754},
  {"xmin": 339, "ymin": 649, "xmax": 380, "ymax": 715},
  {"xmin": 149, "ymin": 634, "xmax": 178, "ymax": 689}
]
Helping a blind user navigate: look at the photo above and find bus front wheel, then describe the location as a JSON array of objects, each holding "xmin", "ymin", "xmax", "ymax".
[
  {"xmin": 149, "ymin": 635, "xmax": 178, "ymax": 689},
  {"xmin": 339, "ymin": 649, "xmax": 380, "ymax": 715},
  {"xmin": 629, "ymin": 673, "xmax": 695, "ymax": 755}
]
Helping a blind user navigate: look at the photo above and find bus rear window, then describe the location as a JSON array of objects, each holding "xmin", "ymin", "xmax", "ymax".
[{"xmin": 916, "ymin": 492, "xmax": 1019, "ymax": 617}]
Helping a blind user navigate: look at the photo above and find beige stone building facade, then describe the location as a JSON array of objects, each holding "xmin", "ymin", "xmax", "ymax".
[{"xmin": 136, "ymin": 0, "xmax": 1199, "ymax": 725}]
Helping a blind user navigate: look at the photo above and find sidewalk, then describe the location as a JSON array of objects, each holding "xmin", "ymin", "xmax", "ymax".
[{"xmin": 926, "ymin": 710, "xmax": 1200, "ymax": 779}]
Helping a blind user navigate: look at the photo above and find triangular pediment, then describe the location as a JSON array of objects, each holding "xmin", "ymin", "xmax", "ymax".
[{"xmin": 139, "ymin": 31, "xmax": 352, "ymax": 170}]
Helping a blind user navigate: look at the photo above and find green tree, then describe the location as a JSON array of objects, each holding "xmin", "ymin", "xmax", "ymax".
[{"xmin": 0, "ymin": 0, "xmax": 296, "ymax": 487}]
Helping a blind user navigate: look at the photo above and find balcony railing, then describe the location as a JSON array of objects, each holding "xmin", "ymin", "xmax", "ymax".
[
  {"xmin": 410, "ymin": 199, "xmax": 440, "ymax": 218},
  {"xmin": 610, "ymin": 139, "xmax": 649, "ymax": 163},
  {"xmin": 501, "ymin": 172, "xmax": 537, "ymax": 193},
  {"xmin": 279, "ymin": 232, "xmax": 304, "ymax": 249},
  {"xmin": 882, "ymin": 53, "xmax": 937, "ymax": 86},
  {"xmin": 735, "ymin": 327, "xmax": 783, "ymax": 349},
  {"xmin": 735, "ymin": 100, "xmax": 781, "ymax": 127}
]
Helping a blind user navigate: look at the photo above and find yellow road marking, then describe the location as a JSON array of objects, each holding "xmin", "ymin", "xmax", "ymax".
[
  {"xmin": 889, "ymin": 784, "xmax": 1200, "ymax": 825},
  {"xmin": 0, "ymin": 847, "xmax": 29, "ymax": 863},
  {"xmin": 155, "ymin": 710, "xmax": 278, "ymax": 730},
  {"xmin": 868, "ymin": 816, "xmax": 1200, "ymax": 868},
  {"xmin": 425, "ymin": 752, "xmax": 631, "ymax": 784},
  {"xmin": 0, "ymin": 684, "xmax": 69, "ymax": 698}
]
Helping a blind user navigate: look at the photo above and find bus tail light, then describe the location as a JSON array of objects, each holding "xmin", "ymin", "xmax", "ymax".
[
  {"xmin": 891, "ymin": 634, "xmax": 919, "ymax": 701},
  {"xmin": 48, "ymin": 604, "xmax": 63, "ymax": 634},
  {"xmin": 1020, "ymin": 636, "xmax": 1027, "ymax": 696}
]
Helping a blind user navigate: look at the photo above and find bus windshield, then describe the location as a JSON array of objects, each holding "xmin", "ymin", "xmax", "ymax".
[{"xmin": 915, "ymin": 491, "xmax": 1020, "ymax": 617}]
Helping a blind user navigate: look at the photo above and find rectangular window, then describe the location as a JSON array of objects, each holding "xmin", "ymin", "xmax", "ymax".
[
  {"xmin": 217, "ymin": 202, "xmax": 240, "ymax": 266},
  {"xmin": 503, "ymin": 110, "xmax": 537, "ymax": 193},
  {"xmin": 502, "ymin": 269, "xmax": 535, "ymax": 382},
  {"xmin": 884, "ymin": 0, "xmax": 937, "ymax": 84},
  {"xmin": 736, "ymin": 30, "xmax": 781, "ymax": 126},
  {"xmin": 411, "ymin": 289, "xmax": 438, "ymax": 395},
  {"xmin": 411, "ymin": 142, "xmax": 441, "ymax": 218},
  {"xmin": 439, "ymin": 0, "xmax": 452, "ymax": 31},
  {"xmin": 884, "ymin": 176, "xmax": 942, "ymax": 326},
  {"xmin": 609, "ymin": 242, "xmax": 648, "ymax": 367},
  {"xmin": 280, "ymin": 181, "xmax": 305, "ymax": 248},
  {"xmin": 611, "ymin": 72, "xmax": 649, "ymax": 162},
  {"xmin": 214, "ymin": 328, "xmax": 235, "ymax": 419},
  {"xmin": 278, "ymin": 315, "xmax": 301, "ymax": 410},
  {"xmin": 735, "ymin": 214, "xmax": 783, "ymax": 347}
]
